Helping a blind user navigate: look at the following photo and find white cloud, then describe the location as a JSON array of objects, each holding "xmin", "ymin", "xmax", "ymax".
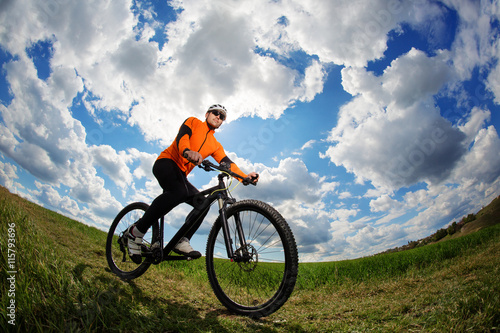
[
  {"xmin": 338, "ymin": 191, "xmax": 352, "ymax": 199},
  {"xmin": 315, "ymin": 0, "xmax": 500, "ymax": 259},
  {"xmin": 323, "ymin": 100, "xmax": 467, "ymax": 191},
  {"xmin": 370, "ymin": 195, "xmax": 403, "ymax": 213},
  {"xmin": 0, "ymin": 55, "xmax": 85, "ymax": 180},
  {"xmin": 445, "ymin": 0, "xmax": 499, "ymax": 80},
  {"xmin": 485, "ymin": 33, "xmax": 500, "ymax": 103},
  {"xmin": 31, "ymin": 181, "xmax": 81, "ymax": 218},
  {"xmin": 128, "ymin": 148, "xmax": 158, "ymax": 180},
  {"xmin": 402, "ymin": 176, "xmax": 500, "ymax": 241},
  {"xmin": 91, "ymin": 145, "xmax": 133, "ymax": 190},
  {"xmin": 346, "ymin": 222, "xmax": 407, "ymax": 255},
  {"xmin": 114, "ymin": 37, "xmax": 159, "ymax": 82},
  {"xmin": 458, "ymin": 107, "xmax": 491, "ymax": 142},
  {"xmin": 0, "ymin": 0, "xmax": 499, "ymax": 262},
  {"xmin": 0, "ymin": 42, "xmax": 128, "ymax": 227},
  {"xmin": 0, "ymin": 160, "xmax": 18, "ymax": 189},
  {"xmin": 300, "ymin": 139, "xmax": 316, "ymax": 150},
  {"xmin": 452, "ymin": 125, "xmax": 500, "ymax": 184},
  {"xmin": 260, "ymin": 0, "xmax": 410, "ymax": 67},
  {"xmin": 226, "ymin": 156, "xmax": 339, "ymax": 260},
  {"xmin": 0, "ymin": 0, "xmax": 463, "ymax": 152},
  {"xmin": 403, "ymin": 189, "xmax": 431, "ymax": 210},
  {"xmin": 321, "ymin": 46, "xmax": 494, "ymax": 191}
]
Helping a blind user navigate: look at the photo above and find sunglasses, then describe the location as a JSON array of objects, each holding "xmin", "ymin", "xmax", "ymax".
[{"xmin": 210, "ymin": 110, "xmax": 226, "ymax": 121}]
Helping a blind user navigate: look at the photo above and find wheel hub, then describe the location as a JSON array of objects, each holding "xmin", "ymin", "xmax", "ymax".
[{"xmin": 234, "ymin": 244, "xmax": 258, "ymax": 272}]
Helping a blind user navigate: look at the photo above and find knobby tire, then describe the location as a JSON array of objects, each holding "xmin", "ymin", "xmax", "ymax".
[
  {"xmin": 106, "ymin": 202, "xmax": 159, "ymax": 280},
  {"xmin": 205, "ymin": 199, "xmax": 298, "ymax": 318}
]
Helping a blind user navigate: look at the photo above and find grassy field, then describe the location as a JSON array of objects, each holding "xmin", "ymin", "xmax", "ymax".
[{"xmin": 1, "ymin": 186, "xmax": 499, "ymax": 332}]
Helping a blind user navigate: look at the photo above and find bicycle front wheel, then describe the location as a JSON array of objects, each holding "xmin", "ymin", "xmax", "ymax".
[
  {"xmin": 206, "ymin": 199, "xmax": 298, "ymax": 318},
  {"xmin": 106, "ymin": 202, "xmax": 159, "ymax": 280}
]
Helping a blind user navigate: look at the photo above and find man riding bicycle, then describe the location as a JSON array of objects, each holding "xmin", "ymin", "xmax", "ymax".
[{"xmin": 126, "ymin": 104, "xmax": 259, "ymax": 264}]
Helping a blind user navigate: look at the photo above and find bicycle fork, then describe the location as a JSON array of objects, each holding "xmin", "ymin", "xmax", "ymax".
[{"xmin": 218, "ymin": 196, "xmax": 248, "ymax": 261}]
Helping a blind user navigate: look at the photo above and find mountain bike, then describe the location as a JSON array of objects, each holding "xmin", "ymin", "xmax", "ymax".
[{"xmin": 105, "ymin": 160, "xmax": 298, "ymax": 318}]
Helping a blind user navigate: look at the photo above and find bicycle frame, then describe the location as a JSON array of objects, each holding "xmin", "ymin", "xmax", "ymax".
[
  {"xmin": 149, "ymin": 170, "xmax": 246, "ymax": 263},
  {"xmin": 106, "ymin": 159, "xmax": 297, "ymax": 318}
]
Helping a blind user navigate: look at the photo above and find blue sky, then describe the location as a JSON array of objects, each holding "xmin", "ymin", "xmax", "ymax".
[{"xmin": 1, "ymin": 0, "xmax": 499, "ymax": 262}]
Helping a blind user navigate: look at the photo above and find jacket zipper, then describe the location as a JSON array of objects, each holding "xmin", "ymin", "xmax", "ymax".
[{"xmin": 184, "ymin": 129, "xmax": 210, "ymax": 167}]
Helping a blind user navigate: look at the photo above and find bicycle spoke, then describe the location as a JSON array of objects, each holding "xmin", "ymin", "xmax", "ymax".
[
  {"xmin": 106, "ymin": 202, "xmax": 158, "ymax": 280},
  {"xmin": 207, "ymin": 203, "xmax": 293, "ymax": 312}
]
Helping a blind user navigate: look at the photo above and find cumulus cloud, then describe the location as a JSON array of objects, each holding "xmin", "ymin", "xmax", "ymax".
[
  {"xmin": 314, "ymin": 0, "xmax": 500, "ymax": 259},
  {"xmin": 0, "ymin": 0, "xmax": 420, "ymax": 148},
  {"xmin": 445, "ymin": 0, "xmax": 499, "ymax": 80},
  {"xmin": 253, "ymin": 0, "xmax": 410, "ymax": 67},
  {"xmin": 0, "ymin": 161, "xmax": 18, "ymax": 189},
  {"xmin": 31, "ymin": 181, "xmax": 81, "ymax": 218},
  {"xmin": 322, "ymin": 48, "xmax": 470, "ymax": 190},
  {"xmin": 0, "ymin": 0, "xmax": 499, "ymax": 261},
  {"xmin": 0, "ymin": 55, "xmax": 85, "ymax": 181},
  {"xmin": 222, "ymin": 156, "xmax": 336, "ymax": 252},
  {"xmin": 0, "ymin": 38, "xmax": 136, "ymax": 227},
  {"xmin": 453, "ymin": 124, "xmax": 500, "ymax": 184},
  {"xmin": 91, "ymin": 145, "xmax": 133, "ymax": 190},
  {"xmin": 320, "ymin": 1, "xmax": 500, "ymax": 196},
  {"xmin": 370, "ymin": 195, "xmax": 403, "ymax": 213}
]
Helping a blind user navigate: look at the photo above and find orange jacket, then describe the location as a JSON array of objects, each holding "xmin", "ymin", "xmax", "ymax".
[{"xmin": 158, "ymin": 117, "xmax": 248, "ymax": 179}]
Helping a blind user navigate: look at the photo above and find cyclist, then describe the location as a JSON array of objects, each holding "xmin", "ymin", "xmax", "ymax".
[{"xmin": 125, "ymin": 104, "xmax": 259, "ymax": 263}]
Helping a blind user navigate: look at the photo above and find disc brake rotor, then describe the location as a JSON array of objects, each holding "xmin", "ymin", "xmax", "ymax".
[{"xmin": 235, "ymin": 244, "xmax": 258, "ymax": 272}]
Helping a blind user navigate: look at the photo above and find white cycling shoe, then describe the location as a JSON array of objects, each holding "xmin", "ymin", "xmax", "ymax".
[
  {"xmin": 174, "ymin": 237, "xmax": 201, "ymax": 259},
  {"xmin": 125, "ymin": 225, "xmax": 144, "ymax": 264}
]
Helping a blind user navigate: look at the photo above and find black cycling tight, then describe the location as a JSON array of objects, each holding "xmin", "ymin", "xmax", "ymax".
[{"xmin": 135, "ymin": 158, "xmax": 207, "ymax": 238}]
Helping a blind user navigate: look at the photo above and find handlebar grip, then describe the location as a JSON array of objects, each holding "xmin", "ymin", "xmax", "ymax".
[
  {"xmin": 243, "ymin": 174, "xmax": 259, "ymax": 186},
  {"xmin": 200, "ymin": 160, "xmax": 257, "ymax": 185},
  {"xmin": 198, "ymin": 162, "xmax": 212, "ymax": 171}
]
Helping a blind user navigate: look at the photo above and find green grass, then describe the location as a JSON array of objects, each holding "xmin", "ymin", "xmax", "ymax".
[
  {"xmin": 297, "ymin": 224, "xmax": 500, "ymax": 289},
  {"xmin": 1, "ymin": 186, "xmax": 499, "ymax": 332}
]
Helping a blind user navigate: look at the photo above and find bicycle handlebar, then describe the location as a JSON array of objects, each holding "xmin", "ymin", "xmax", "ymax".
[{"xmin": 199, "ymin": 160, "xmax": 258, "ymax": 186}]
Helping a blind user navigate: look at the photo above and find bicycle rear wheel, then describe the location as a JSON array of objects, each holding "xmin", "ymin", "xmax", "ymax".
[
  {"xmin": 106, "ymin": 202, "xmax": 159, "ymax": 280},
  {"xmin": 205, "ymin": 199, "xmax": 298, "ymax": 318}
]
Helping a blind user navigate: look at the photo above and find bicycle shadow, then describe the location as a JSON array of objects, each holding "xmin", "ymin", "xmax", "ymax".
[
  {"xmin": 89, "ymin": 268, "xmax": 236, "ymax": 332},
  {"xmin": 63, "ymin": 263, "xmax": 301, "ymax": 332}
]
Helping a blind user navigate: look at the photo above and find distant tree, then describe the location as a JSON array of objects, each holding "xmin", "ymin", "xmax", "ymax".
[
  {"xmin": 407, "ymin": 240, "xmax": 418, "ymax": 249},
  {"xmin": 433, "ymin": 228, "xmax": 448, "ymax": 242},
  {"xmin": 447, "ymin": 221, "xmax": 457, "ymax": 235},
  {"xmin": 463, "ymin": 213, "xmax": 476, "ymax": 223}
]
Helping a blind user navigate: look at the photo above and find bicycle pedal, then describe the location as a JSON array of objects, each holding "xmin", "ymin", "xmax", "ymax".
[{"xmin": 186, "ymin": 254, "xmax": 202, "ymax": 261}]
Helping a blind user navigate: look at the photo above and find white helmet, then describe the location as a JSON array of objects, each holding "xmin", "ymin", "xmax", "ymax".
[{"xmin": 207, "ymin": 104, "xmax": 227, "ymax": 119}]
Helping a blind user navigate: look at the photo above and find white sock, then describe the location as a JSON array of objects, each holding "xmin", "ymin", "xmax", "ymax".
[{"xmin": 131, "ymin": 226, "xmax": 145, "ymax": 238}]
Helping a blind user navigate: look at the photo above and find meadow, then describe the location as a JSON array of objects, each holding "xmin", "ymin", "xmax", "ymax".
[{"xmin": 1, "ymin": 185, "xmax": 499, "ymax": 332}]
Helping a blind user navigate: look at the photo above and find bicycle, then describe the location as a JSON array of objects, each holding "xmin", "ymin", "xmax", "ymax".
[{"xmin": 105, "ymin": 160, "xmax": 299, "ymax": 318}]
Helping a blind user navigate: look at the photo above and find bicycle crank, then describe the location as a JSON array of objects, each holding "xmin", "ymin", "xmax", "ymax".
[
  {"xmin": 141, "ymin": 241, "xmax": 162, "ymax": 264},
  {"xmin": 150, "ymin": 241, "xmax": 163, "ymax": 264}
]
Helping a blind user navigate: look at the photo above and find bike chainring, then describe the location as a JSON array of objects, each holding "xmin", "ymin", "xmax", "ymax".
[{"xmin": 150, "ymin": 241, "xmax": 163, "ymax": 264}]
